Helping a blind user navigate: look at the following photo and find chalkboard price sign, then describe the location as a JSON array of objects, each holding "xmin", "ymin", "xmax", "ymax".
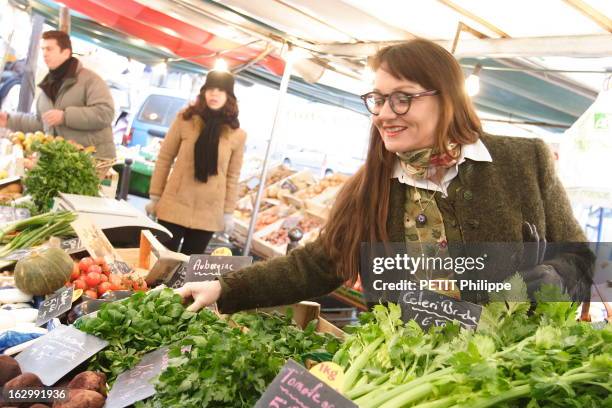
[
  {"xmin": 36, "ymin": 286, "xmax": 74, "ymax": 326},
  {"xmin": 255, "ymin": 359, "xmax": 357, "ymax": 408},
  {"xmin": 185, "ymin": 255, "xmax": 253, "ymax": 283},
  {"xmin": 15, "ymin": 325, "xmax": 109, "ymax": 386},
  {"xmin": 110, "ymin": 260, "xmax": 133, "ymax": 275},
  {"xmin": 105, "ymin": 347, "xmax": 170, "ymax": 408},
  {"xmin": 400, "ymin": 289, "xmax": 482, "ymax": 330}
]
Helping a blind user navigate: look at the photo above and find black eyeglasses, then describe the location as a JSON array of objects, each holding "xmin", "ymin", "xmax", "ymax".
[{"xmin": 360, "ymin": 90, "xmax": 439, "ymax": 115}]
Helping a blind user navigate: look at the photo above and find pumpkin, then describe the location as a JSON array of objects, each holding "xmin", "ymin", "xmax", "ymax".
[{"xmin": 14, "ymin": 247, "xmax": 73, "ymax": 295}]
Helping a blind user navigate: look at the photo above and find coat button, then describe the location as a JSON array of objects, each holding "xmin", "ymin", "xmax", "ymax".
[
  {"xmin": 450, "ymin": 219, "xmax": 458, "ymax": 227},
  {"xmin": 463, "ymin": 190, "xmax": 473, "ymax": 201}
]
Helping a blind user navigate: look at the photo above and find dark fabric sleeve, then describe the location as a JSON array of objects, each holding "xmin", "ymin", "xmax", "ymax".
[
  {"xmin": 217, "ymin": 239, "xmax": 344, "ymax": 314},
  {"xmin": 533, "ymin": 138, "xmax": 595, "ymax": 301}
]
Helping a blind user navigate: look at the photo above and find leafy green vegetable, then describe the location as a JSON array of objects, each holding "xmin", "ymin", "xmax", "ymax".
[
  {"xmin": 0, "ymin": 211, "xmax": 75, "ymax": 258},
  {"xmin": 24, "ymin": 140, "xmax": 100, "ymax": 212},
  {"xmin": 335, "ymin": 276, "xmax": 611, "ymax": 407},
  {"xmin": 137, "ymin": 309, "xmax": 341, "ymax": 408},
  {"xmin": 77, "ymin": 288, "xmax": 341, "ymax": 406},
  {"xmin": 76, "ymin": 288, "xmax": 198, "ymax": 382}
]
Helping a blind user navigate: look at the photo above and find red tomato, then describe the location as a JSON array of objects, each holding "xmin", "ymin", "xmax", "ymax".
[
  {"xmin": 78, "ymin": 257, "xmax": 95, "ymax": 273},
  {"xmin": 85, "ymin": 272, "xmax": 102, "ymax": 288},
  {"xmin": 132, "ymin": 278, "xmax": 148, "ymax": 292},
  {"xmin": 70, "ymin": 263, "xmax": 80, "ymax": 281},
  {"xmin": 65, "ymin": 281, "xmax": 72, "ymax": 287},
  {"xmin": 109, "ymin": 274, "xmax": 123, "ymax": 291},
  {"xmin": 94, "ymin": 256, "xmax": 106, "ymax": 266},
  {"xmin": 99, "ymin": 274, "xmax": 108, "ymax": 283},
  {"xmin": 87, "ymin": 264, "xmax": 102, "ymax": 275},
  {"xmin": 101, "ymin": 263, "xmax": 111, "ymax": 276},
  {"xmin": 98, "ymin": 282, "xmax": 112, "ymax": 296},
  {"xmin": 73, "ymin": 279, "xmax": 87, "ymax": 290},
  {"xmin": 84, "ymin": 289, "xmax": 98, "ymax": 299}
]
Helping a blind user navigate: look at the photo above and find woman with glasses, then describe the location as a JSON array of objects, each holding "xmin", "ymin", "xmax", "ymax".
[{"xmin": 177, "ymin": 38, "xmax": 593, "ymax": 313}]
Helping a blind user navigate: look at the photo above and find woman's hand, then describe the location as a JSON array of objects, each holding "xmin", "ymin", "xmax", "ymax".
[
  {"xmin": 175, "ymin": 281, "xmax": 222, "ymax": 312},
  {"xmin": 145, "ymin": 195, "xmax": 160, "ymax": 217}
]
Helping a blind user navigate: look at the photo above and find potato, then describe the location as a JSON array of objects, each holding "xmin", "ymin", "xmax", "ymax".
[
  {"xmin": 67, "ymin": 372, "xmax": 107, "ymax": 396},
  {"xmin": 3, "ymin": 373, "xmax": 44, "ymax": 408},
  {"xmin": 4, "ymin": 372, "xmax": 43, "ymax": 389},
  {"xmin": 52, "ymin": 389, "xmax": 105, "ymax": 408},
  {"xmin": 0, "ymin": 355, "xmax": 22, "ymax": 386}
]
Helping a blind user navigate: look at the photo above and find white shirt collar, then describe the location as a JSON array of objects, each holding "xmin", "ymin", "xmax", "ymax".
[{"xmin": 392, "ymin": 138, "xmax": 492, "ymax": 197}]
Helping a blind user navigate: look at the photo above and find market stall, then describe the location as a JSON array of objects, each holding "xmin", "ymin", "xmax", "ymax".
[{"xmin": 1, "ymin": 0, "xmax": 611, "ymax": 406}]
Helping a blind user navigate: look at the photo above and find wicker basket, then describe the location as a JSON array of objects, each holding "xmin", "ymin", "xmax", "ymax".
[{"xmin": 95, "ymin": 158, "xmax": 116, "ymax": 179}]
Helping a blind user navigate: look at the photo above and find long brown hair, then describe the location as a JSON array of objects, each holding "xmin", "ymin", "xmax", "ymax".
[
  {"xmin": 183, "ymin": 87, "xmax": 240, "ymax": 182},
  {"xmin": 182, "ymin": 88, "xmax": 240, "ymax": 129},
  {"xmin": 320, "ymin": 38, "xmax": 482, "ymax": 283}
]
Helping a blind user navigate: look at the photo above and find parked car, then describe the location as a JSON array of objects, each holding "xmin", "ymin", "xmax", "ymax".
[
  {"xmin": 272, "ymin": 144, "xmax": 327, "ymax": 173},
  {"xmin": 272, "ymin": 144, "xmax": 364, "ymax": 176},
  {"xmin": 122, "ymin": 89, "xmax": 189, "ymax": 148}
]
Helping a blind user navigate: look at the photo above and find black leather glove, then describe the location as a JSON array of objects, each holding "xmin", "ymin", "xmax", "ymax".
[{"xmin": 518, "ymin": 222, "xmax": 564, "ymax": 299}]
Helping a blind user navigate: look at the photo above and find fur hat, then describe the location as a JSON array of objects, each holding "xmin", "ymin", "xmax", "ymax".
[{"xmin": 201, "ymin": 70, "xmax": 235, "ymax": 97}]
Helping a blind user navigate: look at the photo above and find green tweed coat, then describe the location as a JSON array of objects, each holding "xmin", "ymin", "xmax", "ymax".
[{"xmin": 217, "ymin": 134, "xmax": 593, "ymax": 313}]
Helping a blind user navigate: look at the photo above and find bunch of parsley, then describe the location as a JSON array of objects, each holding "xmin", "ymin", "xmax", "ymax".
[
  {"xmin": 77, "ymin": 288, "xmax": 342, "ymax": 406},
  {"xmin": 136, "ymin": 310, "xmax": 341, "ymax": 408},
  {"xmin": 24, "ymin": 140, "xmax": 100, "ymax": 212}
]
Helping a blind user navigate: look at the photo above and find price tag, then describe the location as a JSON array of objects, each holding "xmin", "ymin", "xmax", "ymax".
[
  {"xmin": 309, "ymin": 362, "xmax": 345, "ymax": 393},
  {"xmin": 60, "ymin": 237, "xmax": 84, "ymax": 255},
  {"xmin": 15, "ymin": 325, "xmax": 108, "ymax": 386},
  {"xmin": 255, "ymin": 359, "xmax": 357, "ymax": 408},
  {"xmin": 184, "ymin": 255, "xmax": 253, "ymax": 283},
  {"xmin": 105, "ymin": 347, "xmax": 169, "ymax": 408},
  {"xmin": 36, "ymin": 286, "xmax": 74, "ymax": 326},
  {"xmin": 281, "ymin": 179, "xmax": 298, "ymax": 194},
  {"xmin": 165, "ymin": 263, "xmax": 188, "ymax": 288},
  {"xmin": 71, "ymin": 215, "xmax": 129, "ymax": 269},
  {"xmin": 110, "ymin": 260, "xmax": 133, "ymax": 275},
  {"xmin": 0, "ymin": 248, "xmax": 35, "ymax": 261},
  {"xmin": 399, "ymin": 289, "xmax": 482, "ymax": 330}
]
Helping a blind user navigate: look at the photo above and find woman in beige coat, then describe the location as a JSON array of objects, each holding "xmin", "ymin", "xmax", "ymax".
[{"xmin": 146, "ymin": 70, "xmax": 246, "ymax": 255}]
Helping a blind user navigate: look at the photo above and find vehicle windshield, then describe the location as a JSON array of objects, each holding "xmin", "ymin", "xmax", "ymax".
[{"xmin": 138, "ymin": 95, "xmax": 187, "ymax": 126}]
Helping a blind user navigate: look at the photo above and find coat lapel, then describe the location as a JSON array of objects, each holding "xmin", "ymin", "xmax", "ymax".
[{"xmin": 386, "ymin": 155, "xmax": 521, "ymax": 244}]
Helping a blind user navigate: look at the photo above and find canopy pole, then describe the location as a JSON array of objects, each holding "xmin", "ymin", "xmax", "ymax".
[
  {"xmin": 243, "ymin": 44, "xmax": 293, "ymax": 256},
  {"xmin": 59, "ymin": 6, "xmax": 71, "ymax": 34},
  {"xmin": 18, "ymin": 13, "xmax": 44, "ymax": 113}
]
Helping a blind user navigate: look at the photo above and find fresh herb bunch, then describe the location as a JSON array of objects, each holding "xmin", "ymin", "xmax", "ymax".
[
  {"xmin": 24, "ymin": 140, "xmax": 100, "ymax": 211},
  {"xmin": 137, "ymin": 310, "xmax": 342, "ymax": 408},
  {"xmin": 77, "ymin": 288, "xmax": 342, "ymax": 405},
  {"xmin": 335, "ymin": 275, "xmax": 612, "ymax": 408},
  {"xmin": 76, "ymin": 289, "xmax": 199, "ymax": 383}
]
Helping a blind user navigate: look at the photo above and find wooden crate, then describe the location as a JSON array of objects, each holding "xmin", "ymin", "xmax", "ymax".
[
  {"xmin": 252, "ymin": 211, "xmax": 324, "ymax": 258},
  {"xmin": 242, "ymin": 301, "xmax": 345, "ymax": 338},
  {"xmin": 305, "ymin": 185, "xmax": 342, "ymax": 219},
  {"xmin": 232, "ymin": 197, "xmax": 281, "ymax": 240},
  {"xmin": 286, "ymin": 174, "xmax": 349, "ymax": 209}
]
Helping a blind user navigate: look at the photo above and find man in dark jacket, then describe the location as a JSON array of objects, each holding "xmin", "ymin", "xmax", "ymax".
[{"xmin": 0, "ymin": 30, "xmax": 115, "ymax": 158}]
